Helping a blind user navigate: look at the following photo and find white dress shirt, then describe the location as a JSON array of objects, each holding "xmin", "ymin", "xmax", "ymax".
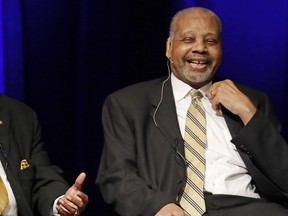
[
  {"xmin": 171, "ymin": 73, "xmax": 260, "ymax": 198},
  {"xmin": 0, "ymin": 161, "xmax": 17, "ymax": 216}
]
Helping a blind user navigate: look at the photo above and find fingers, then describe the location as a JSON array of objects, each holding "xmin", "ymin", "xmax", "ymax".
[
  {"xmin": 155, "ymin": 203, "xmax": 185, "ymax": 216},
  {"xmin": 73, "ymin": 172, "xmax": 88, "ymax": 208},
  {"xmin": 206, "ymin": 79, "xmax": 256, "ymax": 124},
  {"xmin": 57, "ymin": 172, "xmax": 89, "ymax": 216},
  {"xmin": 78, "ymin": 192, "xmax": 89, "ymax": 205},
  {"xmin": 206, "ymin": 79, "xmax": 239, "ymax": 112},
  {"xmin": 57, "ymin": 196, "xmax": 78, "ymax": 216},
  {"xmin": 74, "ymin": 172, "xmax": 86, "ymax": 190},
  {"xmin": 57, "ymin": 206, "xmax": 78, "ymax": 216},
  {"xmin": 57, "ymin": 192, "xmax": 88, "ymax": 216},
  {"xmin": 70, "ymin": 191, "xmax": 88, "ymax": 208},
  {"xmin": 206, "ymin": 84, "xmax": 222, "ymax": 116}
]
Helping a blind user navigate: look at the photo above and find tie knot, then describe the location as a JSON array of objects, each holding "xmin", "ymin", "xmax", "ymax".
[{"xmin": 189, "ymin": 89, "xmax": 203, "ymax": 101}]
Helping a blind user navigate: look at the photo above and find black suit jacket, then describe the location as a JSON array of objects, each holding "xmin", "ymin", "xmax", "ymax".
[
  {"xmin": 0, "ymin": 95, "xmax": 69, "ymax": 216},
  {"xmin": 96, "ymin": 76, "xmax": 288, "ymax": 216}
]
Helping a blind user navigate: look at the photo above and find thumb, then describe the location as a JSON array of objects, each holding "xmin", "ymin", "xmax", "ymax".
[{"xmin": 74, "ymin": 172, "xmax": 86, "ymax": 190}]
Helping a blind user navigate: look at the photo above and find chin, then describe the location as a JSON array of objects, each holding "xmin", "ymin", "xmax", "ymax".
[
  {"xmin": 186, "ymin": 70, "xmax": 217, "ymax": 87},
  {"xmin": 186, "ymin": 72, "xmax": 212, "ymax": 84}
]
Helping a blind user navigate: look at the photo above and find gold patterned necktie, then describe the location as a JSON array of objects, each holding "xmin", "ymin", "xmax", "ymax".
[
  {"xmin": 179, "ymin": 89, "xmax": 206, "ymax": 216},
  {"xmin": 0, "ymin": 176, "xmax": 8, "ymax": 214}
]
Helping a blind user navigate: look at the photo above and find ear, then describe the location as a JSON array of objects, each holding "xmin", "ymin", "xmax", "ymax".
[{"xmin": 165, "ymin": 37, "xmax": 172, "ymax": 60}]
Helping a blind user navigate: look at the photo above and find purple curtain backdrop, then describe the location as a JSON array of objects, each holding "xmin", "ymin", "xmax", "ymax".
[{"xmin": 1, "ymin": 0, "xmax": 288, "ymax": 215}]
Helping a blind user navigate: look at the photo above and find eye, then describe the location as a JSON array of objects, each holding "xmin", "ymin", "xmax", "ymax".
[
  {"xmin": 205, "ymin": 38, "xmax": 218, "ymax": 45},
  {"xmin": 181, "ymin": 37, "xmax": 195, "ymax": 43}
]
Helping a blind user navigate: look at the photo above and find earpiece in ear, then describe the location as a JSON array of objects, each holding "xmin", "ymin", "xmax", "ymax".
[{"xmin": 166, "ymin": 37, "xmax": 173, "ymax": 63}]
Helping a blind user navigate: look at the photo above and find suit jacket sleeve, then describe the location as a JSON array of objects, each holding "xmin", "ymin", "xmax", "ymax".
[
  {"xmin": 29, "ymin": 111, "xmax": 69, "ymax": 215},
  {"xmin": 230, "ymin": 90, "xmax": 288, "ymax": 201}
]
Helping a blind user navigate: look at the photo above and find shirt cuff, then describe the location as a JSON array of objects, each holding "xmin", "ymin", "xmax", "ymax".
[{"xmin": 51, "ymin": 195, "xmax": 64, "ymax": 216}]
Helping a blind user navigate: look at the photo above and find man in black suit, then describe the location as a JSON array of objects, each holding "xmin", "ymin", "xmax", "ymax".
[
  {"xmin": 0, "ymin": 95, "xmax": 88, "ymax": 216},
  {"xmin": 96, "ymin": 7, "xmax": 288, "ymax": 216}
]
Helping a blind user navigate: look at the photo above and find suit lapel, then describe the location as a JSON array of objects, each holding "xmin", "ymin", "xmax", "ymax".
[
  {"xmin": 0, "ymin": 95, "xmax": 33, "ymax": 215},
  {"xmin": 149, "ymin": 78, "xmax": 184, "ymax": 154},
  {"xmin": 222, "ymin": 107, "xmax": 243, "ymax": 138}
]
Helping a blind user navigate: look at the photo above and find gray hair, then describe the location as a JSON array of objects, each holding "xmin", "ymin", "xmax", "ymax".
[{"xmin": 169, "ymin": 7, "xmax": 222, "ymax": 38}]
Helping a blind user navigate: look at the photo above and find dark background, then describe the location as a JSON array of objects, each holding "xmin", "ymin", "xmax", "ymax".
[{"xmin": 1, "ymin": 0, "xmax": 288, "ymax": 215}]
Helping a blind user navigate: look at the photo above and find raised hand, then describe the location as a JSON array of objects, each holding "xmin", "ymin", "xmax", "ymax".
[
  {"xmin": 56, "ymin": 172, "xmax": 89, "ymax": 216},
  {"xmin": 206, "ymin": 79, "xmax": 257, "ymax": 125}
]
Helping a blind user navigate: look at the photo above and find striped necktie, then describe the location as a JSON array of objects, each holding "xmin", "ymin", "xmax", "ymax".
[
  {"xmin": 179, "ymin": 89, "xmax": 206, "ymax": 216},
  {"xmin": 0, "ymin": 176, "xmax": 8, "ymax": 214}
]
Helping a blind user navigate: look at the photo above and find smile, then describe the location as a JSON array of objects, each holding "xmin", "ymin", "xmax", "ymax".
[
  {"xmin": 187, "ymin": 60, "xmax": 210, "ymax": 70},
  {"xmin": 188, "ymin": 60, "xmax": 208, "ymax": 65}
]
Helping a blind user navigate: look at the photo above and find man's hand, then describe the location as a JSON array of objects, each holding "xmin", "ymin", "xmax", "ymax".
[
  {"xmin": 155, "ymin": 203, "xmax": 185, "ymax": 216},
  {"xmin": 206, "ymin": 79, "xmax": 257, "ymax": 125},
  {"xmin": 56, "ymin": 172, "xmax": 89, "ymax": 216}
]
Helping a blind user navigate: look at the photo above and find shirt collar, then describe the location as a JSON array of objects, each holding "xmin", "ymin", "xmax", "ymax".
[{"xmin": 171, "ymin": 73, "xmax": 212, "ymax": 102}]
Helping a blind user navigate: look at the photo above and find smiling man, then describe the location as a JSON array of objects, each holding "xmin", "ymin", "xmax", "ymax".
[
  {"xmin": 166, "ymin": 8, "xmax": 222, "ymax": 89},
  {"xmin": 96, "ymin": 7, "xmax": 288, "ymax": 216}
]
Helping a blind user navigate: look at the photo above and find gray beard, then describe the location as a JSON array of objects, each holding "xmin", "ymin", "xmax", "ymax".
[{"xmin": 180, "ymin": 65, "xmax": 213, "ymax": 84}]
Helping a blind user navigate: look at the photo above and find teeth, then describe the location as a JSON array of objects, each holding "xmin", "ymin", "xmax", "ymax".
[{"xmin": 191, "ymin": 61, "xmax": 204, "ymax": 65}]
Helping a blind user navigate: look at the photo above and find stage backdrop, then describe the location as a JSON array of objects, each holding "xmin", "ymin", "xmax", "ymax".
[{"xmin": 1, "ymin": 0, "xmax": 287, "ymax": 215}]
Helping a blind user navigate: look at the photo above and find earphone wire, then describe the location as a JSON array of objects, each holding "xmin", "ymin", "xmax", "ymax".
[{"xmin": 153, "ymin": 59, "xmax": 171, "ymax": 127}]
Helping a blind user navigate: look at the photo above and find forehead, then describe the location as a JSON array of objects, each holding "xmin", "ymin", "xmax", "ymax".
[{"xmin": 175, "ymin": 12, "xmax": 220, "ymax": 36}]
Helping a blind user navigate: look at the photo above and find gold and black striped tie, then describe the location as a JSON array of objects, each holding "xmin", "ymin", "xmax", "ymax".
[
  {"xmin": 179, "ymin": 89, "xmax": 206, "ymax": 216},
  {"xmin": 0, "ymin": 176, "xmax": 8, "ymax": 214}
]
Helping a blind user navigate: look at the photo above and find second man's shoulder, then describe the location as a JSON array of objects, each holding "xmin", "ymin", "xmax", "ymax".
[
  {"xmin": 103, "ymin": 76, "xmax": 170, "ymax": 109},
  {"xmin": 109, "ymin": 76, "xmax": 168, "ymax": 98},
  {"xmin": 0, "ymin": 94, "xmax": 36, "ymax": 117}
]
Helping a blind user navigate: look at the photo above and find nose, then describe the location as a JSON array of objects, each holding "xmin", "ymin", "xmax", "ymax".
[{"xmin": 192, "ymin": 39, "xmax": 207, "ymax": 53}]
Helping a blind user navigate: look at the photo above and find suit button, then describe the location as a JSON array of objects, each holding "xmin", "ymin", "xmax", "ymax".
[
  {"xmin": 247, "ymin": 151, "xmax": 253, "ymax": 158},
  {"xmin": 177, "ymin": 178, "xmax": 182, "ymax": 185}
]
